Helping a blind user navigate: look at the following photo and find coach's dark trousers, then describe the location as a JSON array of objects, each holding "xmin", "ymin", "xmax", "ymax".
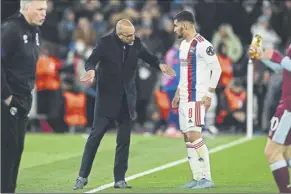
[
  {"xmin": 1, "ymin": 103, "xmax": 27, "ymax": 193},
  {"xmin": 79, "ymin": 95, "xmax": 132, "ymax": 182}
]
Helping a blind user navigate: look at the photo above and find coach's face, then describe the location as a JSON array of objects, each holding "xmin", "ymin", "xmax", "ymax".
[
  {"xmin": 27, "ymin": 0, "xmax": 47, "ymax": 26},
  {"xmin": 119, "ymin": 26, "xmax": 136, "ymax": 45},
  {"xmin": 173, "ymin": 20, "xmax": 184, "ymax": 39}
]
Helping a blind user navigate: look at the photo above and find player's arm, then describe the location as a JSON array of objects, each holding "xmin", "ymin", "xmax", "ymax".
[
  {"xmin": 172, "ymin": 87, "xmax": 180, "ymax": 108},
  {"xmin": 281, "ymin": 56, "xmax": 291, "ymax": 71},
  {"xmin": 138, "ymin": 41, "xmax": 160, "ymax": 70},
  {"xmin": 1, "ymin": 23, "xmax": 19, "ymax": 102},
  {"xmin": 172, "ymin": 48, "xmax": 181, "ymax": 108},
  {"xmin": 261, "ymin": 59, "xmax": 283, "ymax": 73},
  {"xmin": 248, "ymin": 46, "xmax": 283, "ymax": 72},
  {"xmin": 200, "ymin": 42, "xmax": 222, "ymax": 96},
  {"xmin": 270, "ymin": 50, "xmax": 291, "ymax": 71},
  {"xmin": 261, "ymin": 49, "xmax": 291, "ymax": 72},
  {"xmin": 139, "ymin": 40, "xmax": 176, "ymax": 76}
]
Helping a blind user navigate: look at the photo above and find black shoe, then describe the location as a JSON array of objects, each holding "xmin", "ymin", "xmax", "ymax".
[
  {"xmin": 73, "ymin": 177, "xmax": 88, "ymax": 190},
  {"xmin": 114, "ymin": 180, "xmax": 132, "ymax": 189}
]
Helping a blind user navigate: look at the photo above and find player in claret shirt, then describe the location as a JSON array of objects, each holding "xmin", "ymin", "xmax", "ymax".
[
  {"xmin": 249, "ymin": 44, "xmax": 291, "ymax": 193},
  {"xmin": 172, "ymin": 11, "xmax": 222, "ymax": 189}
]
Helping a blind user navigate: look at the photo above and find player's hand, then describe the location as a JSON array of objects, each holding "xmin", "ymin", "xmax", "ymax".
[
  {"xmin": 159, "ymin": 64, "xmax": 176, "ymax": 77},
  {"xmin": 172, "ymin": 89, "xmax": 180, "ymax": 108},
  {"xmin": 172, "ymin": 96, "xmax": 179, "ymax": 108},
  {"xmin": 248, "ymin": 45, "xmax": 262, "ymax": 59},
  {"xmin": 80, "ymin": 70, "xmax": 95, "ymax": 82},
  {"xmin": 4, "ymin": 95, "xmax": 12, "ymax": 106},
  {"xmin": 201, "ymin": 96, "xmax": 211, "ymax": 110}
]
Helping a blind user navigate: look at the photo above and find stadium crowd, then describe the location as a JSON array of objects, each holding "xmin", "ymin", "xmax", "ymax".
[{"xmin": 3, "ymin": 0, "xmax": 291, "ymax": 137}]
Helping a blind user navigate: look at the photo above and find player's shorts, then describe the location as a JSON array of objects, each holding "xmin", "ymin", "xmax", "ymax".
[
  {"xmin": 178, "ymin": 101, "xmax": 205, "ymax": 133},
  {"xmin": 269, "ymin": 109, "xmax": 291, "ymax": 145}
]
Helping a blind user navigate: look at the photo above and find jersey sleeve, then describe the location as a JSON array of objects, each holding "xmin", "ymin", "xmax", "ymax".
[
  {"xmin": 269, "ymin": 49, "xmax": 291, "ymax": 71},
  {"xmin": 261, "ymin": 59, "xmax": 283, "ymax": 73},
  {"xmin": 281, "ymin": 56, "xmax": 291, "ymax": 71},
  {"xmin": 198, "ymin": 41, "xmax": 222, "ymax": 89}
]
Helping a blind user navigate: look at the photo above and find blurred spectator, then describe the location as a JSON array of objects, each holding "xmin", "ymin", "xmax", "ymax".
[
  {"xmin": 216, "ymin": 42, "xmax": 234, "ymax": 90},
  {"xmin": 215, "ymin": 42, "xmax": 233, "ymax": 122},
  {"xmin": 36, "ymin": 49, "xmax": 62, "ymax": 118},
  {"xmin": 139, "ymin": 24, "xmax": 164, "ymax": 59},
  {"xmin": 251, "ymin": 15, "xmax": 281, "ymax": 49},
  {"xmin": 67, "ymin": 17, "xmax": 96, "ymax": 80},
  {"xmin": 212, "ymin": 24, "xmax": 243, "ymax": 64},
  {"xmin": 40, "ymin": 0, "xmax": 60, "ymax": 43},
  {"xmin": 216, "ymin": 79, "xmax": 247, "ymax": 132},
  {"xmin": 123, "ymin": 1, "xmax": 139, "ymax": 22},
  {"xmin": 135, "ymin": 63, "xmax": 158, "ymax": 130},
  {"xmin": 160, "ymin": 39, "xmax": 181, "ymax": 135},
  {"xmin": 73, "ymin": 17, "xmax": 97, "ymax": 47},
  {"xmin": 75, "ymin": 0, "xmax": 101, "ymax": 21},
  {"xmin": 231, "ymin": 0, "xmax": 262, "ymax": 45},
  {"xmin": 277, "ymin": 0, "xmax": 291, "ymax": 49},
  {"xmin": 36, "ymin": 48, "xmax": 65, "ymax": 133},
  {"xmin": 59, "ymin": 65, "xmax": 95, "ymax": 129},
  {"xmin": 92, "ymin": 12, "xmax": 107, "ymax": 39},
  {"xmin": 142, "ymin": 0, "xmax": 161, "ymax": 20},
  {"xmin": 261, "ymin": 72, "xmax": 282, "ymax": 132},
  {"xmin": 58, "ymin": 8, "xmax": 76, "ymax": 47},
  {"xmin": 156, "ymin": 16, "xmax": 175, "ymax": 56},
  {"xmin": 62, "ymin": 75, "xmax": 88, "ymax": 129},
  {"xmin": 103, "ymin": 0, "xmax": 122, "ymax": 21},
  {"xmin": 194, "ymin": 1, "xmax": 218, "ymax": 40}
]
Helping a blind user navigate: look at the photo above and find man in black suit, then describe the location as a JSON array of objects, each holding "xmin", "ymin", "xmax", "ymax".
[
  {"xmin": 73, "ymin": 19, "xmax": 176, "ymax": 190},
  {"xmin": 1, "ymin": 1, "xmax": 47, "ymax": 192}
]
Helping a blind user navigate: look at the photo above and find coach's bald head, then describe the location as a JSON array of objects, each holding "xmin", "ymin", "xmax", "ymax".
[{"xmin": 116, "ymin": 19, "xmax": 135, "ymax": 45}]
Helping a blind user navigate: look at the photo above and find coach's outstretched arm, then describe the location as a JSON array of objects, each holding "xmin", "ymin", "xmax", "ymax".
[
  {"xmin": 139, "ymin": 41, "xmax": 176, "ymax": 77},
  {"xmin": 80, "ymin": 39, "xmax": 104, "ymax": 82},
  {"xmin": 138, "ymin": 40, "xmax": 160, "ymax": 69}
]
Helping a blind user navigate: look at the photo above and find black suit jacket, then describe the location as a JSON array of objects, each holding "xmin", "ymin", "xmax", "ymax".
[{"xmin": 85, "ymin": 31, "xmax": 160, "ymax": 119}]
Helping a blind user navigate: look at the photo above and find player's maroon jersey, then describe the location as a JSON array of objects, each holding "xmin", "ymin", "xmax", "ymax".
[
  {"xmin": 270, "ymin": 45, "xmax": 291, "ymax": 111},
  {"xmin": 268, "ymin": 45, "xmax": 291, "ymax": 145},
  {"xmin": 282, "ymin": 69, "xmax": 291, "ymax": 112}
]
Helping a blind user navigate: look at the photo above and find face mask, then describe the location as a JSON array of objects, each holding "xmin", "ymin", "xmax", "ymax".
[{"xmin": 75, "ymin": 41, "xmax": 85, "ymax": 53}]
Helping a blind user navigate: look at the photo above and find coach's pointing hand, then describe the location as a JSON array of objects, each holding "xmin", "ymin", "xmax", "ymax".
[
  {"xmin": 80, "ymin": 70, "xmax": 95, "ymax": 82},
  {"xmin": 159, "ymin": 64, "xmax": 176, "ymax": 77}
]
